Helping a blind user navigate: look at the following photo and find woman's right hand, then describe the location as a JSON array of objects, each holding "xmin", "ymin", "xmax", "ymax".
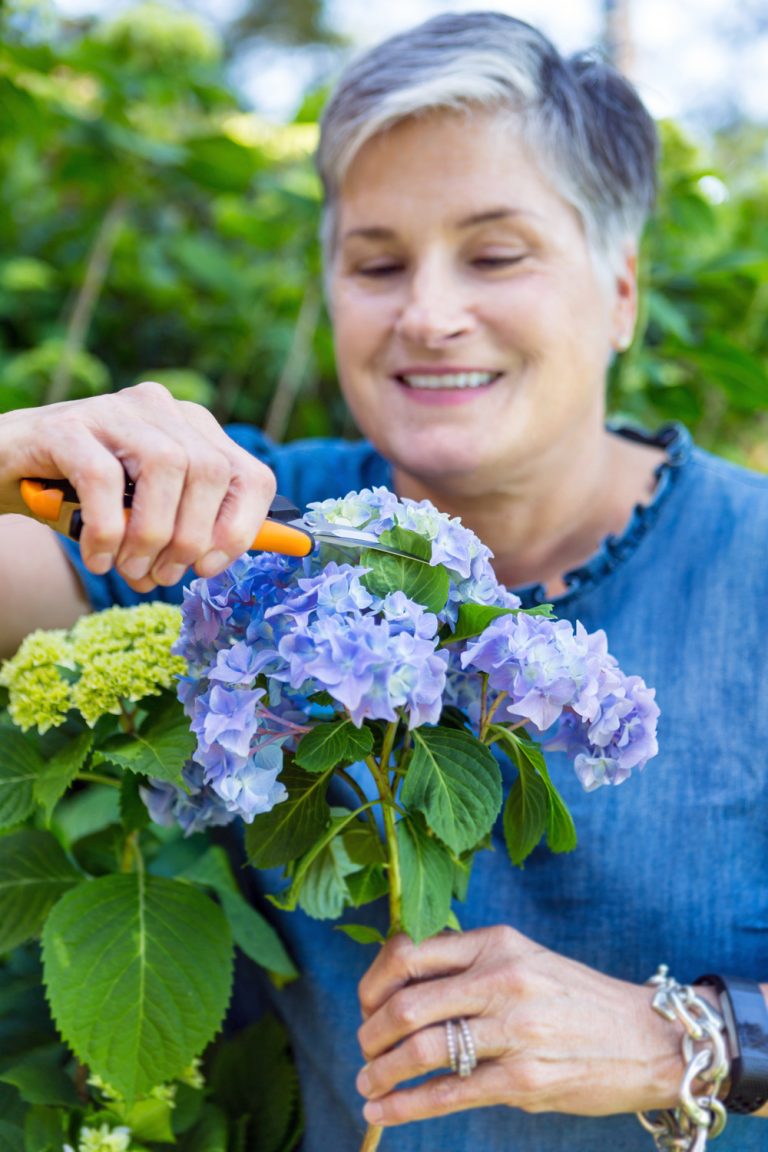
[{"xmin": 0, "ymin": 380, "xmax": 277, "ymax": 593}]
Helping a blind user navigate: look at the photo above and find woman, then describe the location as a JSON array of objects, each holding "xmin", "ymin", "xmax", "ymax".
[{"xmin": 1, "ymin": 12, "xmax": 767, "ymax": 1151}]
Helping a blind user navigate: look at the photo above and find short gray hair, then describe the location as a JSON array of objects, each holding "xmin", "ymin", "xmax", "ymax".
[{"xmin": 317, "ymin": 11, "xmax": 658, "ymax": 272}]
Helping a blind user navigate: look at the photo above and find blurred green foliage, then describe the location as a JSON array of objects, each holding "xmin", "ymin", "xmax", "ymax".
[{"xmin": 1, "ymin": 1, "xmax": 766, "ymax": 464}]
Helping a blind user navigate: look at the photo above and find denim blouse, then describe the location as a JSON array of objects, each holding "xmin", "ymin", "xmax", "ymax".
[{"xmin": 62, "ymin": 424, "xmax": 768, "ymax": 1151}]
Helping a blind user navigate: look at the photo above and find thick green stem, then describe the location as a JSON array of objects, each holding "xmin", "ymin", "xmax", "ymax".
[
  {"xmin": 75, "ymin": 771, "xmax": 120, "ymax": 789},
  {"xmin": 359, "ymin": 720, "xmax": 404, "ymax": 1152},
  {"xmin": 119, "ymin": 829, "xmax": 143, "ymax": 875}
]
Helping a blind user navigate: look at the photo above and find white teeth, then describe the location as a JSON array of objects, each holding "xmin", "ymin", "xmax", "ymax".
[{"xmin": 400, "ymin": 372, "xmax": 497, "ymax": 390}]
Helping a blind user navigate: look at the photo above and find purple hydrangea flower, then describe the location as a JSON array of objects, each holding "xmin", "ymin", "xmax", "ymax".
[
  {"xmin": 140, "ymin": 761, "xmax": 236, "ymax": 836},
  {"xmin": 276, "ymin": 612, "xmax": 448, "ymax": 727},
  {"xmin": 168, "ymin": 484, "xmax": 659, "ymax": 838}
]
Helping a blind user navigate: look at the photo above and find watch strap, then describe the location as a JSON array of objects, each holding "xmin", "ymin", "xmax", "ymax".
[{"xmin": 696, "ymin": 973, "xmax": 768, "ymax": 1114}]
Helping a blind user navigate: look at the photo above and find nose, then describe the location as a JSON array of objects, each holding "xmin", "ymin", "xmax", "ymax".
[{"xmin": 394, "ymin": 257, "xmax": 474, "ymax": 348}]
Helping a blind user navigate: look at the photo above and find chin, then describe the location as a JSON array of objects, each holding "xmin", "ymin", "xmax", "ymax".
[{"xmin": 390, "ymin": 442, "xmax": 489, "ymax": 487}]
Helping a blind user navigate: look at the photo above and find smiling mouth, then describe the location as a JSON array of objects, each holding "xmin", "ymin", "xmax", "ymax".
[{"xmin": 396, "ymin": 371, "xmax": 501, "ymax": 391}]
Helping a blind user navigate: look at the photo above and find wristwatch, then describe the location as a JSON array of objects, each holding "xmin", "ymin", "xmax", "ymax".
[{"xmin": 696, "ymin": 973, "xmax": 768, "ymax": 1114}]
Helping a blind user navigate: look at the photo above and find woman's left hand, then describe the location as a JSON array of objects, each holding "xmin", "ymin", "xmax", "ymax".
[{"xmin": 356, "ymin": 926, "xmax": 683, "ymax": 1126}]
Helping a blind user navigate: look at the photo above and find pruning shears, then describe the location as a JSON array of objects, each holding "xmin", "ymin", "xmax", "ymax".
[{"xmin": 18, "ymin": 477, "xmax": 425, "ymax": 563}]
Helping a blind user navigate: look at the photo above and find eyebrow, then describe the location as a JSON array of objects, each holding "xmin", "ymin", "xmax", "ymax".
[{"xmin": 341, "ymin": 208, "xmax": 536, "ymax": 243}]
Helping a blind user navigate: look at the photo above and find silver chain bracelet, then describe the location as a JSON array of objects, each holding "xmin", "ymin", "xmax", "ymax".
[{"xmin": 636, "ymin": 964, "xmax": 730, "ymax": 1152}]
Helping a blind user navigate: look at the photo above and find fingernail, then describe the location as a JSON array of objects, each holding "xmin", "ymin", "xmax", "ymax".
[
  {"xmin": 121, "ymin": 556, "xmax": 151, "ymax": 580},
  {"xmin": 154, "ymin": 563, "xmax": 187, "ymax": 586},
  {"xmin": 357, "ymin": 1069, "xmax": 371, "ymax": 1096},
  {"xmin": 364, "ymin": 1102, "xmax": 383, "ymax": 1124},
  {"xmin": 88, "ymin": 553, "xmax": 114, "ymax": 574},
  {"xmin": 197, "ymin": 550, "xmax": 229, "ymax": 576}
]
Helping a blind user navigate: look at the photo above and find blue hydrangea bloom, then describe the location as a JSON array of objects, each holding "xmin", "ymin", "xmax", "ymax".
[{"xmin": 154, "ymin": 485, "xmax": 659, "ymax": 832}]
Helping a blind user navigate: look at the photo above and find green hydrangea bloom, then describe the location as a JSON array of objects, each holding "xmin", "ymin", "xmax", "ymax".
[
  {"xmin": 0, "ymin": 629, "xmax": 75, "ymax": 733},
  {"xmin": 70, "ymin": 603, "xmax": 186, "ymax": 726},
  {"xmin": 0, "ymin": 603, "xmax": 185, "ymax": 732},
  {"xmin": 65, "ymin": 1124, "xmax": 133, "ymax": 1152},
  {"xmin": 149, "ymin": 1082, "xmax": 177, "ymax": 1107},
  {"xmin": 178, "ymin": 1057, "xmax": 205, "ymax": 1090}
]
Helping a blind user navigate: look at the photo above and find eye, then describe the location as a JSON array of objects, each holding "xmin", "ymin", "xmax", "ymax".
[
  {"xmin": 357, "ymin": 262, "xmax": 404, "ymax": 278},
  {"xmin": 471, "ymin": 254, "xmax": 527, "ymax": 269}
]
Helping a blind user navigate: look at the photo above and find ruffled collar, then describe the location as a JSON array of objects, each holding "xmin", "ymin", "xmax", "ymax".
[{"xmin": 514, "ymin": 422, "xmax": 691, "ymax": 608}]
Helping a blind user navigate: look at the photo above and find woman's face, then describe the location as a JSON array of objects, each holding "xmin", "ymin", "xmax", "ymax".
[{"xmin": 328, "ymin": 111, "xmax": 636, "ymax": 498}]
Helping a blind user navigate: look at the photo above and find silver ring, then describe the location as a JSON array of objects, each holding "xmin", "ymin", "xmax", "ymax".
[
  {"xmin": 445, "ymin": 1019, "xmax": 458, "ymax": 1073},
  {"xmin": 445, "ymin": 1018, "xmax": 477, "ymax": 1078}
]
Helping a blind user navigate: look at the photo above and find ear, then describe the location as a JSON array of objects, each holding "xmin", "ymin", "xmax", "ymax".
[{"xmin": 610, "ymin": 246, "xmax": 638, "ymax": 352}]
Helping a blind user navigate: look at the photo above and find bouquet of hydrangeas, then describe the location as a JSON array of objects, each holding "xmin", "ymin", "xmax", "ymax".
[
  {"xmin": 158, "ymin": 487, "xmax": 657, "ymax": 902},
  {"xmin": 0, "ymin": 486, "xmax": 658, "ymax": 1152}
]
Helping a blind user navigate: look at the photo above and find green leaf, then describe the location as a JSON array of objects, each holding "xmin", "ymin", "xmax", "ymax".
[
  {"xmin": 296, "ymin": 834, "xmax": 357, "ymax": 920},
  {"xmin": 0, "ymin": 730, "xmax": 43, "ymax": 830},
  {"xmin": 70, "ymin": 824, "xmax": 124, "ymax": 877},
  {"xmin": 294, "ymin": 720, "xmax": 373, "ymax": 774},
  {"xmin": 443, "ymin": 603, "xmax": 513, "ymax": 644},
  {"xmin": 452, "ymin": 855, "xmax": 472, "ymax": 902},
  {"xmin": 402, "ymin": 728, "xmax": 502, "ymax": 854},
  {"xmin": 0, "ymin": 1086, "xmax": 24, "ymax": 1129},
  {"xmin": 543, "ymin": 783, "xmax": 577, "ymax": 855},
  {"xmin": 41, "ymin": 874, "xmax": 233, "ymax": 1101},
  {"xmin": 0, "ymin": 1050, "xmax": 79, "ymax": 1107},
  {"xmin": 92, "ymin": 704, "xmax": 194, "ymax": 784},
  {"xmin": 0, "ymin": 1121, "xmax": 23, "ymax": 1152},
  {"xmin": 378, "ymin": 526, "xmax": 432, "ymax": 560},
  {"xmin": 120, "ymin": 773, "xmax": 150, "ymax": 834},
  {"xmin": 490, "ymin": 726, "xmax": 577, "ymax": 861},
  {"xmin": 0, "ymin": 830, "xmax": 82, "ymax": 953},
  {"xmin": 244, "ymin": 763, "xmax": 333, "ymax": 869},
  {"xmin": 269, "ymin": 809, "xmax": 369, "ymax": 914},
  {"xmin": 334, "ymin": 923, "xmax": 385, "ymax": 945},
  {"xmin": 53, "ymin": 785, "xmax": 121, "ymax": 845},
  {"xmin": 503, "ymin": 769, "xmax": 548, "ymax": 867},
  {"xmin": 123, "ymin": 1096, "xmax": 176, "ymax": 1143},
  {"xmin": 346, "ymin": 864, "xmax": 388, "ymax": 908},
  {"xmin": 219, "ymin": 891, "xmax": 298, "ymax": 982},
  {"xmin": 183, "ymin": 847, "xmax": 297, "ymax": 979},
  {"xmin": 34, "ymin": 732, "xmax": 93, "ymax": 824},
  {"xmin": 360, "ymin": 546, "xmax": 450, "ymax": 614},
  {"xmin": 172, "ymin": 1082, "xmax": 204, "ymax": 1137},
  {"xmin": 397, "ymin": 816, "xmax": 454, "ymax": 944},
  {"xmin": 24, "ymin": 1106, "xmax": 65, "ymax": 1152},
  {"xmin": 342, "ymin": 824, "xmax": 385, "ymax": 867},
  {"xmin": 209, "ymin": 1016, "xmax": 301, "ymax": 1152},
  {"xmin": 178, "ymin": 1103, "xmax": 228, "ymax": 1152}
]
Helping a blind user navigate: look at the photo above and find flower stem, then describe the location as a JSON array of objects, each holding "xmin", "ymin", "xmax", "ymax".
[
  {"xmin": 360, "ymin": 1123, "xmax": 384, "ymax": 1152},
  {"xmin": 336, "ymin": 768, "xmax": 376, "ymax": 825},
  {"xmin": 360, "ymin": 723, "xmax": 403, "ymax": 1152},
  {"xmin": 120, "ymin": 830, "xmax": 143, "ymax": 874},
  {"xmin": 480, "ymin": 690, "xmax": 508, "ymax": 740}
]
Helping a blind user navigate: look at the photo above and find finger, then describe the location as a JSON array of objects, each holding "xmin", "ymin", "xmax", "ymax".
[
  {"xmin": 362, "ymin": 1061, "xmax": 511, "ymax": 1127},
  {"xmin": 112, "ymin": 429, "xmax": 189, "ymax": 584},
  {"xmin": 194, "ymin": 451, "xmax": 277, "ymax": 579},
  {"xmin": 359, "ymin": 967, "xmax": 497, "ymax": 1061},
  {"xmin": 147, "ymin": 450, "xmax": 231, "ymax": 586},
  {"xmin": 358, "ymin": 1017, "xmax": 505, "ymax": 1100},
  {"xmin": 359, "ymin": 932, "xmax": 484, "ymax": 1021},
  {"xmin": 152, "ymin": 403, "xmax": 278, "ymax": 580},
  {"xmin": 359, "ymin": 925, "xmax": 531, "ymax": 1021},
  {"xmin": 42, "ymin": 425, "xmax": 135, "ymax": 574}
]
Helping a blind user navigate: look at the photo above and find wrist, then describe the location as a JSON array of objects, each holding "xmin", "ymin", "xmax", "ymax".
[
  {"xmin": 696, "ymin": 973, "xmax": 768, "ymax": 1115},
  {"xmin": 636, "ymin": 965, "xmax": 729, "ymax": 1146}
]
